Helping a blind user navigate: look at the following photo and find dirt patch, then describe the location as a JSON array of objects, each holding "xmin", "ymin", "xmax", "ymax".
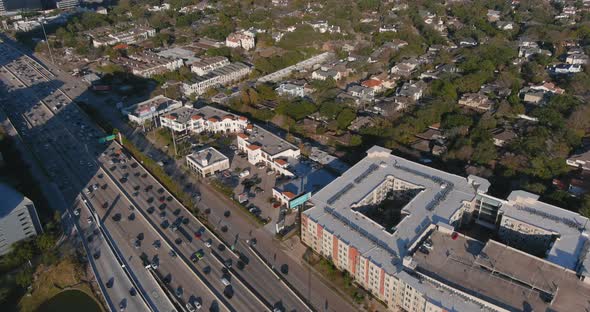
[{"xmin": 18, "ymin": 257, "xmax": 103, "ymax": 312}]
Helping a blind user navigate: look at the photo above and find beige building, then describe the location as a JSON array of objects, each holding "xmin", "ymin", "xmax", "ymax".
[{"xmin": 186, "ymin": 147, "xmax": 229, "ymax": 177}]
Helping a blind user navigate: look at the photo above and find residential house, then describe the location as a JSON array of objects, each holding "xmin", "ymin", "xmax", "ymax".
[
  {"xmin": 458, "ymin": 93, "xmax": 493, "ymax": 111},
  {"xmin": 391, "ymin": 58, "xmax": 419, "ymax": 77},
  {"xmin": 311, "ymin": 69, "xmax": 341, "ymax": 81},
  {"xmin": 225, "ymin": 30, "xmax": 255, "ymax": 50},
  {"xmin": 182, "ymin": 62, "xmax": 251, "ymax": 96},
  {"xmin": 551, "ymin": 64, "xmax": 582, "ymax": 74},
  {"xmin": 522, "ymin": 90, "xmax": 545, "ymax": 105},
  {"xmin": 397, "ymin": 80, "xmax": 427, "ymax": 102},
  {"xmin": 361, "ymin": 78, "xmax": 384, "ymax": 93},
  {"xmin": 276, "ymin": 83, "xmax": 305, "ymax": 97},
  {"xmin": 567, "ymin": 150, "xmax": 590, "ymax": 171},
  {"xmin": 459, "ymin": 38, "xmax": 478, "ymax": 47},
  {"xmin": 112, "ymin": 52, "xmax": 183, "ymax": 78},
  {"xmin": 348, "ymin": 116, "xmax": 374, "ymax": 132},
  {"xmin": 379, "ymin": 24, "xmax": 397, "ymax": 32},
  {"xmin": 529, "ymin": 82, "xmax": 565, "ymax": 95},
  {"xmin": 496, "ymin": 21, "xmax": 514, "ymax": 31},
  {"xmin": 347, "ymin": 85, "xmax": 375, "ymax": 103},
  {"xmin": 566, "ymin": 54, "xmax": 589, "ymax": 65},
  {"xmin": 492, "ymin": 128, "xmax": 517, "ymax": 147},
  {"xmin": 190, "ymin": 56, "xmax": 230, "ymax": 75},
  {"xmin": 487, "ymin": 9, "xmax": 501, "ymax": 22}
]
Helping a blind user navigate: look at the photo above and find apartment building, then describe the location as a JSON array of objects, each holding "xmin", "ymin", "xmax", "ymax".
[
  {"xmin": 0, "ymin": 183, "xmax": 42, "ymax": 255},
  {"xmin": 112, "ymin": 52, "xmax": 183, "ymax": 78},
  {"xmin": 301, "ymin": 146, "xmax": 590, "ymax": 311},
  {"xmin": 160, "ymin": 106, "xmax": 249, "ymax": 134},
  {"xmin": 190, "ymin": 56, "xmax": 230, "ymax": 75},
  {"xmin": 225, "ymin": 30, "xmax": 255, "ymax": 50},
  {"xmin": 91, "ymin": 27, "xmax": 156, "ymax": 48},
  {"xmin": 186, "ymin": 147, "xmax": 229, "ymax": 177},
  {"xmin": 56, "ymin": 0, "xmax": 80, "ymax": 9},
  {"xmin": 182, "ymin": 62, "xmax": 251, "ymax": 96},
  {"xmin": 122, "ymin": 95, "xmax": 182, "ymax": 124},
  {"xmin": 236, "ymin": 125, "xmax": 300, "ymax": 177}
]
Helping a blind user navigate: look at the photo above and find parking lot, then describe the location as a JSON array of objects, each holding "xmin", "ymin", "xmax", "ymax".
[{"xmin": 212, "ymin": 141, "xmax": 337, "ymax": 234}]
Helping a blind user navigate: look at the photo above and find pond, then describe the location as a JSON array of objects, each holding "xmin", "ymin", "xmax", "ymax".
[{"xmin": 36, "ymin": 289, "xmax": 102, "ymax": 312}]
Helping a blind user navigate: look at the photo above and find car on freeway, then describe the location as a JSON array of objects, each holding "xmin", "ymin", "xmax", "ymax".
[{"xmin": 186, "ymin": 303, "xmax": 196, "ymax": 312}]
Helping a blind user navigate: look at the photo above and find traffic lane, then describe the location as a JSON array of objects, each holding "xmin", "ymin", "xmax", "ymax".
[
  {"xmin": 101, "ymin": 153, "xmax": 300, "ymax": 311},
  {"xmin": 98, "ymin": 192, "xmax": 225, "ymax": 312},
  {"xmin": 9, "ymin": 44, "xmax": 286, "ymax": 312},
  {"xmin": 87, "ymin": 179, "xmax": 179, "ymax": 312},
  {"xmin": 77, "ymin": 204, "xmax": 146, "ymax": 312},
  {"xmin": 193, "ymin": 185, "xmax": 315, "ymax": 311},
  {"xmin": 0, "ymin": 49, "xmax": 149, "ymax": 310},
  {"xmin": 198, "ymin": 182, "xmax": 357, "ymax": 312},
  {"xmin": 89, "ymin": 171, "xmax": 240, "ymax": 311},
  {"xmin": 100, "ymin": 165, "xmax": 263, "ymax": 312}
]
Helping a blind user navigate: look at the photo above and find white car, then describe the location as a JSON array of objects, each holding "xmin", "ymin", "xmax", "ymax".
[
  {"xmin": 186, "ymin": 303, "xmax": 196, "ymax": 312},
  {"xmin": 73, "ymin": 208, "xmax": 80, "ymax": 216},
  {"xmin": 239, "ymin": 170, "xmax": 250, "ymax": 178},
  {"xmin": 87, "ymin": 217, "xmax": 93, "ymax": 224},
  {"xmin": 221, "ymin": 277, "xmax": 230, "ymax": 286}
]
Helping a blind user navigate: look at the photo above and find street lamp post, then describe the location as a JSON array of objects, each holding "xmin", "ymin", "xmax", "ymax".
[{"xmin": 40, "ymin": 18, "xmax": 55, "ymax": 65}]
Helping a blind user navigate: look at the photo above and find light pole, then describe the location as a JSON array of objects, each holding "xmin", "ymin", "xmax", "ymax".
[{"xmin": 40, "ymin": 18, "xmax": 55, "ymax": 65}]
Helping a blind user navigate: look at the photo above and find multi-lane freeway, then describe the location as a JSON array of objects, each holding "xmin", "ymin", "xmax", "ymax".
[{"xmin": 0, "ymin": 36, "xmax": 312, "ymax": 312}]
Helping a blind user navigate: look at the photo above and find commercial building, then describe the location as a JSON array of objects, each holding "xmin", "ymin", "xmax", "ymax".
[
  {"xmin": 0, "ymin": 184, "xmax": 42, "ymax": 255},
  {"xmin": 160, "ymin": 106, "xmax": 249, "ymax": 134},
  {"xmin": 236, "ymin": 125, "xmax": 300, "ymax": 177},
  {"xmin": 160, "ymin": 105, "xmax": 301, "ymax": 176},
  {"xmin": 186, "ymin": 147, "xmax": 229, "ymax": 177},
  {"xmin": 90, "ymin": 27, "xmax": 156, "ymax": 48},
  {"xmin": 122, "ymin": 95, "xmax": 182, "ymax": 124},
  {"xmin": 182, "ymin": 62, "xmax": 251, "ymax": 96},
  {"xmin": 302, "ymin": 146, "xmax": 590, "ymax": 311}
]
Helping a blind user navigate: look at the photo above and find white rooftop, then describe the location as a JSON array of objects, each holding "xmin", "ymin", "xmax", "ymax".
[{"xmin": 305, "ymin": 146, "xmax": 489, "ymax": 273}]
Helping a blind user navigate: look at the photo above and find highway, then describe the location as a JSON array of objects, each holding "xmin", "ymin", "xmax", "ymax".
[
  {"xmin": 0, "ymin": 37, "xmax": 276, "ymax": 312},
  {"xmin": 0, "ymin": 43, "xmax": 178, "ymax": 311},
  {"xmin": 82, "ymin": 171, "xmax": 226, "ymax": 312}
]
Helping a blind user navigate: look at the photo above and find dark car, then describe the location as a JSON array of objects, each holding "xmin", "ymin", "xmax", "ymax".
[
  {"xmin": 147, "ymin": 206, "xmax": 155, "ymax": 214},
  {"xmin": 224, "ymin": 210, "xmax": 231, "ymax": 218},
  {"xmin": 112, "ymin": 213, "xmax": 122, "ymax": 221},
  {"xmin": 102, "ymin": 201, "xmax": 109, "ymax": 209}
]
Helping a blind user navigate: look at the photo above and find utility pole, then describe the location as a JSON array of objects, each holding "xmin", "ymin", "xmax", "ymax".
[
  {"xmin": 170, "ymin": 128, "xmax": 177, "ymax": 156},
  {"xmin": 40, "ymin": 18, "xmax": 55, "ymax": 65}
]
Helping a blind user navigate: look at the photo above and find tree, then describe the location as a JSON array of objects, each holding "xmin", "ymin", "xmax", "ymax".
[
  {"xmin": 350, "ymin": 135, "xmax": 362, "ymax": 146},
  {"xmin": 336, "ymin": 108, "xmax": 356, "ymax": 130},
  {"xmin": 36, "ymin": 233, "xmax": 56, "ymax": 253},
  {"xmin": 16, "ymin": 268, "xmax": 33, "ymax": 287}
]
